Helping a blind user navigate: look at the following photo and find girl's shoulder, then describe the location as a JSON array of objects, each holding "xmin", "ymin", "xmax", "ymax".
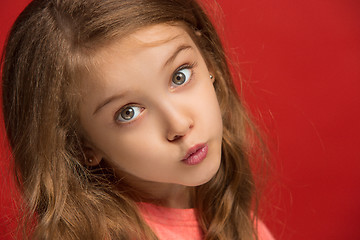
[{"xmin": 137, "ymin": 202, "xmax": 275, "ymax": 240}]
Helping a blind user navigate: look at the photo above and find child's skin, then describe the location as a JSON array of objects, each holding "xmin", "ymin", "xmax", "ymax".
[{"xmin": 78, "ymin": 24, "xmax": 223, "ymax": 208}]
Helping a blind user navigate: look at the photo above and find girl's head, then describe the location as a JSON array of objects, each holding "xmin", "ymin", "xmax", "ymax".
[
  {"xmin": 78, "ymin": 23, "xmax": 223, "ymax": 188},
  {"xmin": 2, "ymin": 0, "xmax": 257, "ymax": 239}
]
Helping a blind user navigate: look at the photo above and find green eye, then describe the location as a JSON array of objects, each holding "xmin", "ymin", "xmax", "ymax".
[
  {"xmin": 171, "ymin": 68, "xmax": 191, "ymax": 86},
  {"xmin": 116, "ymin": 106, "xmax": 142, "ymax": 122}
]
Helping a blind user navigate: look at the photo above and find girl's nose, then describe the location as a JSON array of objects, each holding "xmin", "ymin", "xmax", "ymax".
[{"xmin": 163, "ymin": 104, "xmax": 194, "ymax": 142}]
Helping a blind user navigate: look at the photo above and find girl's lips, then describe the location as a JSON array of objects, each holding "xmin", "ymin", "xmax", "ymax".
[{"xmin": 182, "ymin": 143, "xmax": 208, "ymax": 165}]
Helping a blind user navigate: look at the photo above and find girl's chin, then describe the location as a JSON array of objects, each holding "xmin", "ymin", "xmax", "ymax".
[{"xmin": 182, "ymin": 161, "xmax": 221, "ymax": 187}]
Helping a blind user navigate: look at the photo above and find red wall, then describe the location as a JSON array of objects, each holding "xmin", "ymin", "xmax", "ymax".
[
  {"xmin": 1, "ymin": 0, "xmax": 360, "ymax": 239},
  {"xmin": 217, "ymin": 0, "xmax": 360, "ymax": 239}
]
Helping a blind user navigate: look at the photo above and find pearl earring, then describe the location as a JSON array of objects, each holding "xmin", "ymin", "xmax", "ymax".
[{"xmin": 210, "ymin": 74, "xmax": 214, "ymax": 80}]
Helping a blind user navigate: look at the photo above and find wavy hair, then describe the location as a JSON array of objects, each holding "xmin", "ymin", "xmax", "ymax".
[{"xmin": 2, "ymin": 0, "xmax": 263, "ymax": 239}]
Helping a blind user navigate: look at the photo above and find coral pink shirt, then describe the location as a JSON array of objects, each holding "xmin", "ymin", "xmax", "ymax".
[{"xmin": 137, "ymin": 202, "xmax": 275, "ymax": 240}]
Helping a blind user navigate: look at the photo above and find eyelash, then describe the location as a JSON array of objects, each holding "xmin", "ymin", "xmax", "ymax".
[
  {"xmin": 114, "ymin": 61, "xmax": 198, "ymax": 126},
  {"xmin": 178, "ymin": 62, "xmax": 197, "ymax": 73}
]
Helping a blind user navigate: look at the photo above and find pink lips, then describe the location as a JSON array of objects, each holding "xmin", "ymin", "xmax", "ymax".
[{"xmin": 182, "ymin": 143, "xmax": 208, "ymax": 165}]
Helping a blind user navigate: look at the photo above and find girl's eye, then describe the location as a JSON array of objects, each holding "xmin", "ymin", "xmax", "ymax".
[
  {"xmin": 115, "ymin": 106, "xmax": 143, "ymax": 123},
  {"xmin": 171, "ymin": 68, "xmax": 192, "ymax": 86}
]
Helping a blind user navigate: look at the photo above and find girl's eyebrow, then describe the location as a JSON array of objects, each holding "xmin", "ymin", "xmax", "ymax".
[
  {"xmin": 92, "ymin": 44, "xmax": 193, "ymax": 116},
  {"xmin": 163, "ymin": 44, "xmax": 193, "ymax": 68},
  {"xmin": 93, "ymin": 92, "xmax": 128, "ymax": 115}
]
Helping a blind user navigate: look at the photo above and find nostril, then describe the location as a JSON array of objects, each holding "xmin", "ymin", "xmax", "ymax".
[{"xmin": 169, "ymin": 134, "xmax": 181, "ymax": 142}]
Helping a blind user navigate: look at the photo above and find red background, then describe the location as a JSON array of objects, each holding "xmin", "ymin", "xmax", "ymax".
[{"xmin": 1, "ymin": 0, "xmax": 359, "ymax": 239}]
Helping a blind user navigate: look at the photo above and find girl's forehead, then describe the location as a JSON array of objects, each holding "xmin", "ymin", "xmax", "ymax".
[
  {"xmin": 100, "ymin": 23, "xmax": 196, "ymax": 56},
  {"xmin": 80, "ymin": 23, "xmax": 201, "ymax": 93},
  {"xmin": 128, "ymin": 24, "xmax": 189, "ymax": 47}
]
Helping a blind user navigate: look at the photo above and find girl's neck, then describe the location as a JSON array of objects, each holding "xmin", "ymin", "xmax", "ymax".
[
  {"xmin": 143, "ymin": 183, "xmax": 192, "ymax": 209},
  {"xmin": 157, "ymin": 184, "xmax": 191, "ymax": 209},
  {"xmin": 119, "ymin": 174, "xmax": 192, "ymax": 209}
]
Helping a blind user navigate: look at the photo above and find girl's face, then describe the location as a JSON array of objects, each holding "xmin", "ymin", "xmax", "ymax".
[{"xmin": 78, "ymin": 24, "xmax": 223, "ymax": 189}]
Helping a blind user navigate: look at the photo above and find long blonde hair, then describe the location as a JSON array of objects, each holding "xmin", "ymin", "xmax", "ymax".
[{"xmin": 2, "ymin": 0, "xmax": 263, "ymax": 239}]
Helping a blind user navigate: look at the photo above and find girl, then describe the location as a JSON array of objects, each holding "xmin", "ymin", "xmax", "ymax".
[{"xmin": 1, "ymin": 0, "xmax": 274, "ymax": 239}]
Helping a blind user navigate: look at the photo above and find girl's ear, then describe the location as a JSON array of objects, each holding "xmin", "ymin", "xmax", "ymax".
[{"xmin": 83, "ymin": 145, "xmax": 103, "ymax": 167}]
